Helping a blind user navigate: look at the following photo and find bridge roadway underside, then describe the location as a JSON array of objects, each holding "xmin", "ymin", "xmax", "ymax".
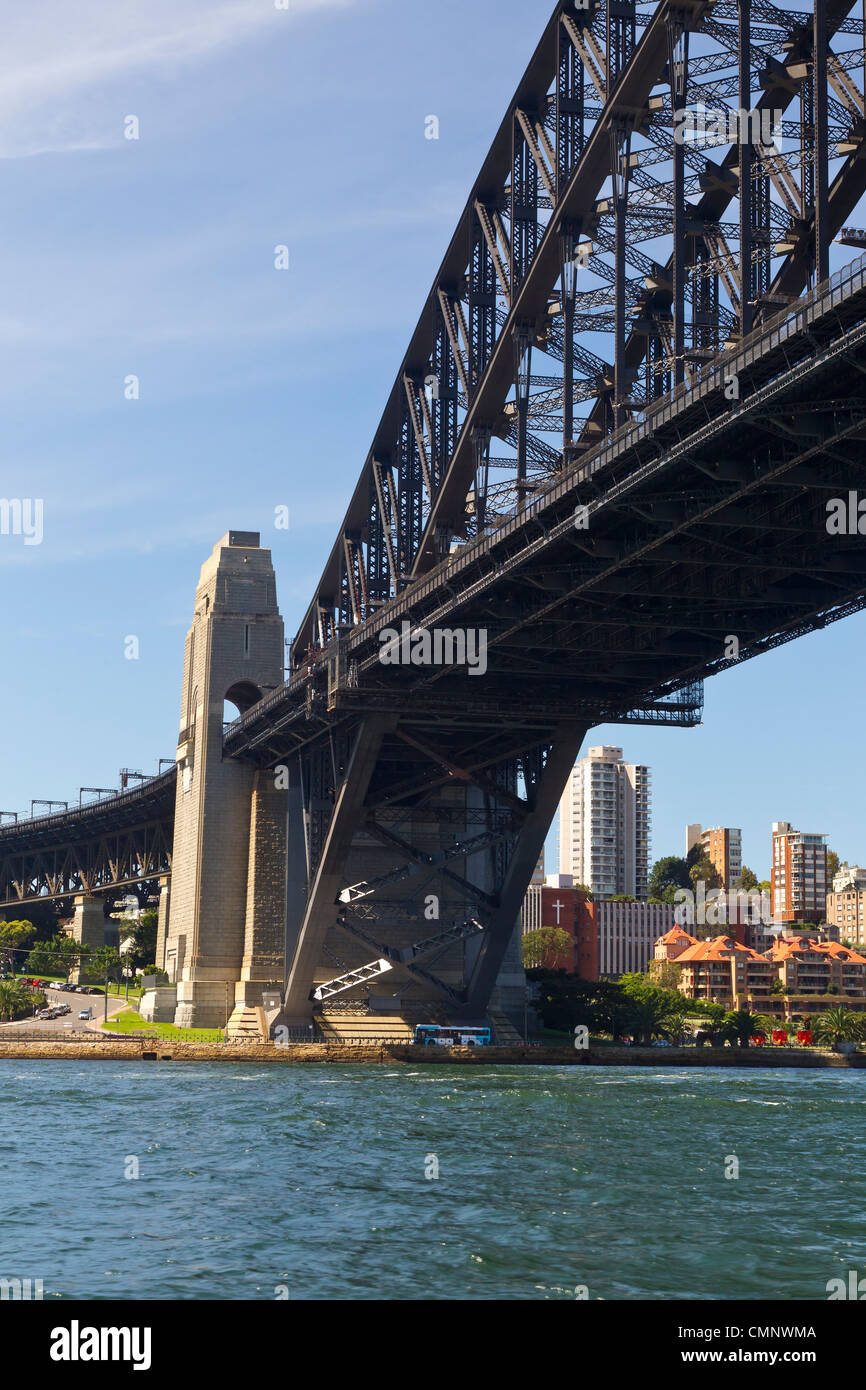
[
  {"xmin": 0, "ymin": 770, "xmax": 175, "ymax": 911},
  {"xmin": 225, "ymin": 275, "xmax": 866, "ymax": 1020}
]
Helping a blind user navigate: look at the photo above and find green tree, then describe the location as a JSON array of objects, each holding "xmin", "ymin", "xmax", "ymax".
[
  {"xmin": 529, "ymin": 972, "xmax": 657, "ymax": 1041},
  {"xmin": 734, "ymin": 866, "xmax": 758, "ymax": 892},
  {"xmin": 813, "ymin": 1007, "xmax": 862, "ymax": 1050},
  {"xmin": 0, "ymin": 919, "xmax": 36, "ymax": 973},
  {"xmin": 649, "ymin": 959, "xmax": 683, "ymax": 990},
  {"xmin": 522, "ymin": 928, "xmax": 572, "ymax": 970},
  {"xmin": 0, "ymin": 979, "xmax": 44, "ymax": 1021},
  {"xmin": 608, "ymin": 894, "xmax": 635, "ymax": 903},
  {"xmin": 127, "ymin": 911, "xmax": 158, "ymax": 971},
  {"xmin": 686, "ymin": 841, "xmax": 704, "ymax": 871},
  {"xmin": 618, "ymin": 974, "xmax": 688, "ymax": 1045},
  {"xmin": 690, "ymin": 1000, "xmax": 730, "ymax": 1044},
  {"xmin": 648, "ymin": 856, "xmax": 690, "ymax": 899},
  {"xmin": 88, "ymin": 947, "xmax": 124, "ymax": 985},
  {"xmin": 689, "ymin": 856, "xmax": 721, "ymax": 892},
  {"xmin": 826, "ymin": 850, "xmax": 840, "ymax": 882},
  {"xmin": 724, "ymin": 1009, "xmax": 769, "ymax": 1048},
  {"xmin": 24, "ymin": 934, "xmax": 89, "ymax": 982}
]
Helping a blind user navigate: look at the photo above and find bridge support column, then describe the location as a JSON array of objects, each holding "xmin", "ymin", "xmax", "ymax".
[
  {"xmin": 166, "ymin": 531, "xmax": 285, "ymax": 1030},
  {"xmin": 282, "ymin": 715, "xmax": 395, "ymax": 1025},
  {"xmin": 465, "ymin": 722, "xmax": 588, "ymax": 1017},
  {"xmin": 229, "ymin": 769, "xmax": 288, "ymax": 1027},
  {"xmin": 70, "ymin": 894, "xmax": 105, "ymax": 983},
  {"xmin": 155, "ymin": 875, "xmax": 170, "ymax": 973}
]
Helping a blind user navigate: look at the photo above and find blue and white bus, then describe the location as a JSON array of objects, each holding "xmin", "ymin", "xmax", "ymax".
[{"xmin": 414, "ymin": 1024, "xmax": 492, "ymax": 1047}]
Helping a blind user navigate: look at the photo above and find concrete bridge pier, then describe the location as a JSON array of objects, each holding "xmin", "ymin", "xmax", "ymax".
[
  {"xmin": 232, "ymin": 768, "xmax": 288, "ymax": 1021},
  {"xmin": 163, "ymin": 530, "xmax": 285, "ymax": 1030},
  {"xmin": 70, "ymin": 894, "xmax": 105, "ymax": 983},
  {"xmin": 155, "ymin": 875, "xmax": 170, "ymax": 973}
]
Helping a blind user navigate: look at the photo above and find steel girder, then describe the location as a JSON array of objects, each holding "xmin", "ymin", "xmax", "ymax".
[
  {"xmin": 277, "ymin": 705, "xmax": 593, "ymax": 1021},
  {"xmin": 0, "ymin": 819, "xmax": 172, "ymax": 907},
  {"xmin": 225, "ymin": 254, "xmax": 866, "ymax": 765},
  {"xmin": 294, "ymin": 0, "xmax": 866, "ymax": 658},
  {"xmin": 0, "ymin": 771, "xmax": 175, "ymax": 907}
]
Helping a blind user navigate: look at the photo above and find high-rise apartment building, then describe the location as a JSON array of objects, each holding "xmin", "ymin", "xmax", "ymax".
[
  {"xmin": 557, "ymin": 746, "xmax": 651, "ymax": 899},
  {"xmin": 771, "ymin": 822, "xmax": 828, "ymax": 924},
  {"xmin": 825, "ymin": 885, "xmax": 866, "ymax": 946},
  {"xmin": 685, "ymin": 824, "xmax": 743, "ymax": 887}
]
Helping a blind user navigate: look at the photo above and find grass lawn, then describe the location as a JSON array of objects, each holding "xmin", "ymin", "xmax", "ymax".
[{"xmin": 103, "ymin": 1008, "xmax": 225, "ymax": 1043}]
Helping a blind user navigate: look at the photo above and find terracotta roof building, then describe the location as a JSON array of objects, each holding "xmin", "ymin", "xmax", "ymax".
[{"xmin": 657, "ymin": 930, "xmax": 866, "ymax": 1015}]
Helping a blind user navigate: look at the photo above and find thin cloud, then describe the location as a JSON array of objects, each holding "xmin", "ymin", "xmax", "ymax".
[{"xmin": 0, "ymin": 0, "xmax": 362, "ymax": 159}]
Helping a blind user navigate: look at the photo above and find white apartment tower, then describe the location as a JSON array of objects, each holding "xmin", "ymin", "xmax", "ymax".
[{"xmin": 557, "ymin": 746, "xmax": 652, "ymax": 899}]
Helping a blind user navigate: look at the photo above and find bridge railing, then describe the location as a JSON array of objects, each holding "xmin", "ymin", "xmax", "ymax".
[{"xmin": 0, "ymin": 765, "xmax": 177, "ymax": 836}]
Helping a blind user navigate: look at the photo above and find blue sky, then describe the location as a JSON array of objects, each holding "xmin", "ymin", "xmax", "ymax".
[{"xmin": 1, "ymin": 0, "xmax": 864, "ymax": 882}]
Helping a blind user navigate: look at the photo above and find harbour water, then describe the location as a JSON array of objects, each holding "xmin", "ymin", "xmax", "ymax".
[{"xmin": 2, "ymin": 1060, "xmax": 864, "ymax": 1300}]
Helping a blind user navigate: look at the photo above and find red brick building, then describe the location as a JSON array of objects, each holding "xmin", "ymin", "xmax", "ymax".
[{"xmin": 523, "ymin": 880, "xmax": 675, "ymax": 979}]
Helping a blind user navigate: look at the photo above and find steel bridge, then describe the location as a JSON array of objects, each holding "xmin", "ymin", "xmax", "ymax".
[{"xmin": 5, "ymin": 0, "xmax": 866, "ymax": 1024}]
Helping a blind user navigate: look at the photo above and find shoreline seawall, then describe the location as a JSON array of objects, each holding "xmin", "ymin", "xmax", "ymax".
[{"xmin": 1, "ymin": 1040, "xmax": 865, "ymax": 1067}]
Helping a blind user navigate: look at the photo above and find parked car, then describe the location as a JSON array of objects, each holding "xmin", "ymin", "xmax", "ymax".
[
  {"xmin": 651, "ymin": 1039, "xmax": 671, "ymax": 1047},
  {"xmin": 35, "ymin": 1008, "xmax": 51, "ymax": 1019},
  {"xmin": 78, "ymin": 1008, "xmax": 93, "ymax": 1021}
]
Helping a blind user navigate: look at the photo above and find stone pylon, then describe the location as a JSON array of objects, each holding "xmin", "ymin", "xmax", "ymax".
[
  {"xmin": 70, "ymin": 894, "xmax": 105, "ymax": 984},
  {"xmin": 162, "ymin": 531, "xmax": 286, "ymax": 1028}
]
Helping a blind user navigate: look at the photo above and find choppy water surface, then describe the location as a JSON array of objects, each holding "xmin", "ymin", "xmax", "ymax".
[{"xmin": 1, "ymin": 1060, "xmax": 863, "ymax": 1300}]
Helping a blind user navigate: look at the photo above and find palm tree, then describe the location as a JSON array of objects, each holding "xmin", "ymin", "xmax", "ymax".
[
  {"xmin": 724, "ymin": 1009, "xmax": 769, "ymax": 1048},
  {"xmin": 623, "ymin": 993, "xmax": 683, "ymax": 1045},
  {"xmin": 0, "ymin": 979, "xmax": 36, "ymax": 1021},
  {"xmin": 814, "ymin": 1008, "xmax": 863, "ymax": 1051},
  {"xmin": 692, "ymin": 1001, "xmax": 729, "ymax": 1046}
]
